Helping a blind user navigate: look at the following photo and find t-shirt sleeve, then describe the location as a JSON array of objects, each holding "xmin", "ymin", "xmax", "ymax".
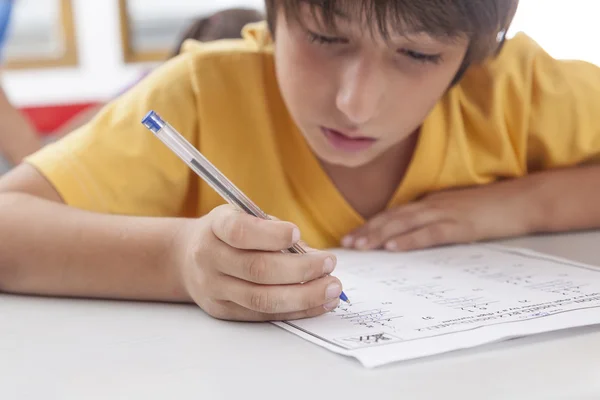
[
  {"xmin": 24, "ymin": 54, "xmax": 200, "ymax": 217},
  {"xmin": 504, "ymin": 34, "xmax": 600, "ymax": 171}
]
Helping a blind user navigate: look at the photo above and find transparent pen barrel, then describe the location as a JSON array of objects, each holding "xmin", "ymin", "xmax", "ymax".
[
  {"xmin": 155, "ymin": 123, "xmax": 270, "ymax": 220},
  {"xmin": 155, "ymin": 124, "xmax": 306, "ymax": 254}
]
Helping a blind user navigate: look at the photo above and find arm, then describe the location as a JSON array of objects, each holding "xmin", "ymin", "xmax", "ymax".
[
  {"xmin": 0, "ymin": 86, "xmax": 43, "ymax": 164},
  {"xmin": 342, "ymin": 164, "xmax": 600, "ymax": 252},
  {"xmin": 49, "ymin": 103, "xmax": 104, "ymax": 140},
  {"xmin": 521, "ymin": 164, "xmax": 600, "ymax": 233},
  {"xmin": 0, "ymin": 164, "xmax": 190, "ymax": 301},
  {"xmin": 0, "ymin": 161, "xmax": 340, "ymax": 323},
  {"xmin": 0, "ymin": 53, "xmax": 339, "ymax": 322},
  {"xmin": 0, "ymin": 55, "xmax": 199, "ymax": 300}
]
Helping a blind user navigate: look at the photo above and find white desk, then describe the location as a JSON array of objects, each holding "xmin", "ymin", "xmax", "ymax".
[{"xmin": 2, "ymin": 232, "xmax": 600, "ymax": 400}]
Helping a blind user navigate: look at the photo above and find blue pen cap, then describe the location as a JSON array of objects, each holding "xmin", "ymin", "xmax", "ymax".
[{"xmin": 141, "ymin": 110, "xmax": 165, "ymax": 133}]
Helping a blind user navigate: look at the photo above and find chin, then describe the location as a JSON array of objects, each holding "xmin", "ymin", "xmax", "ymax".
[
  {"xmin": 322, "ymin": 152, "xmax": 374, "ymax": 168},
  {"xmin": 311, "ymin": 143, "xmax": 381, "ymax": 168}
]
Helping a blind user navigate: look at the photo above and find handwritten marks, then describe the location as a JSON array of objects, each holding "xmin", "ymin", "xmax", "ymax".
[{"xmin": 282, "ymin": 245, "xmax": 600, "ymax": 354}]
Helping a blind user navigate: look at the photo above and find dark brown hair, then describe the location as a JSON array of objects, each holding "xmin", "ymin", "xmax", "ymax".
[
  {"xmin": 265, "ymin": 0, "xmax": 519, "ymax": 82},
  {"xmin": 169, "ymin": 7, "xmax": 265, "ymax": 58}
]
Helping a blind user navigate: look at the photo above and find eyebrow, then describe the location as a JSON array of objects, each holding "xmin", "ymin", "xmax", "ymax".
[{"xmin": 330, "ymin": 7, "xmax": 350, "ymax": 20}]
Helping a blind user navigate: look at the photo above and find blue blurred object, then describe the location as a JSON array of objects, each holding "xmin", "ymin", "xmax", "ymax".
[{"xmin": 0, "ymin": 0, "xmax": 14, "ymax": 60}]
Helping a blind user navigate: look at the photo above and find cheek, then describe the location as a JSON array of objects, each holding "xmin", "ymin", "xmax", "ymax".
[
  {"xmin": 275, "ymin": 40, "xmax": 334, "ymax": 118},
  {"xmin": 381, "ymin": 64, "xmax": 461, "ymax": 131}
]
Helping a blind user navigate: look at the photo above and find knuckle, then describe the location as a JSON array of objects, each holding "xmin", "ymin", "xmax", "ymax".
[
  {"xmin": 221, "ymin": 213, "xmax": 247, "ymax": 244},
  {"xmin": 425, "ymin": 197, "xmax": 445, "ymax": 210},
  {"xmin": 249, "ymin": 290, "xmax": 279, "ymax": 313},
  {"xmin": 399, "ymin": 234, "xmax": 418, "ymax": 250},
  {"xmin": 379, "ymin": 222, "xmax": 399, "ymax": 241},
  {"xmin": 302, "ymin": 256, "xmax": 324, "ymax": 282},
  {"xmin": 189, "ymin": 232, "xmax": 219, "ymax": 275},
  {"xmin": 208, "ymin": 204, "xmax": 233, "ymax": 222},
  {"xmin": 246, "ymin": 254, "xmax": 270, "ymax": 282},
  {"xmin": 428, "ymin": 223, "xmax": 450, "ymax": 244},
  {"xmin": 191, "ymin": 233, "xmax": 213, "ymax": 265},
  {"xmin": 270, "ymin": 221, "xmax": 295, "ymax": 246},
  {"xmin": 192, "ymin": 267, "xmax": 218, "ymax": 300}
]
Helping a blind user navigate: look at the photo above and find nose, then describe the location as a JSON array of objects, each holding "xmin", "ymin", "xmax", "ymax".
[{"xmin": 335, "ymin": 57, "xmax": 385, "ymax": 125}]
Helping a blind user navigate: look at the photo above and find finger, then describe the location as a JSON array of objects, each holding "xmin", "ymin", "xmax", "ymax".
[
  {"xmin": 341, "ymin": 203, "xmax": 424, "ymax": 249},
  {"xmin": 366, "ymin": 209, "xmax": 444, "ymax": 250},
  {"xmin": 220, "ymin": 274, "xmax": 344, "ymax": 315},
  {"xmin": 210, "ymin": 205, "xmax": 300, "ymax": 251},
  {"xmin": 218, "ymin": 249, "xmax": 337, "ymax": 285},
  {"xmin": 343, "ymin": 205, "xmax": 442, "ymax": 250},
  {"xmin": 384, "ymin": 221, "xmax": 466, "ymax": 252},
  {"xmin": 204, "ymin": 299, "xmax": 339, "ymax": 322}
]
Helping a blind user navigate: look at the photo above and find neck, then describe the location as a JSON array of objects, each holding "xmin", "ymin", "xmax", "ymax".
[{"xmin": 320, "ymin": 131, "xmax": 419, "ymax": 219}]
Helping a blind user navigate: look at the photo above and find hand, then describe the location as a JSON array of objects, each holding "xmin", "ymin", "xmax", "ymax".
[
  {"xmin": 174, "ymin": 205, "xmax": 343, "ymax": 321},
  {"xmin": 342, "ymin": 181, "xmax": 537, "ymax": 252}
]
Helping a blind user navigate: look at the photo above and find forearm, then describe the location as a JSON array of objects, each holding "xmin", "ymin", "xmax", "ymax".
[
  {"xmin": 525, "ymin": 165, "xmax": 600, "ymax": 233},
  {"xmin": 0, "ymin": 91, "xmax": 42, "ymax": 164},
  {"xmin": 0, "ymin": 193, "xmax": 190, "ymax": 302}
]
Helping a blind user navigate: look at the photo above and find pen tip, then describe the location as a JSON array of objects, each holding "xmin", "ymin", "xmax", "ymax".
[{"xmin": 345, "ymin": 300, "xmax": 351, "ymax": 305}]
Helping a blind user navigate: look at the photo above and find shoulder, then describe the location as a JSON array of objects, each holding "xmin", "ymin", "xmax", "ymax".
[
  {"xmin": 148, "ymin": 21, "xmax": 275, "ymax": 108},
  {"xmin": 178, "ymin": 21, "xmax": 274, "ymax": 74},
  {"xmin": 439, "ymin": 31, "xmax": 600, "ymax": 175},
  {"xmin": 126, "ymin": 21, "xmax": 273, "ymax": 97},
  {"xmin": 456, "ymin": 32, "xmax": 600, "ymax": 106},
  {"xmin": 455, "ymin": 33, "xmax": 547, "ymax": 101},
  {"xmin": 449, "ymin": 30, "xmax": 600, "ymax": 132}
]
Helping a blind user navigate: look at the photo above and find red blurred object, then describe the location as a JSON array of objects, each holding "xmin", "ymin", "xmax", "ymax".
[{"xmin": 19, "ymin": 102, "xmax": 100, "ymax": 136}]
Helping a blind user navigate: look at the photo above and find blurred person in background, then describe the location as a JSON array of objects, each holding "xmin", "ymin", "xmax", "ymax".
[
  {"xmin": 0, "ymin": 0, "xmax": 43, "ymax": 167},
  {"xmin": 52, "ymin": 7, "xmax": 264, "ymax": 138}
]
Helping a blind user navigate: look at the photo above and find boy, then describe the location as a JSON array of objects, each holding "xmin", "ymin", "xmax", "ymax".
[{"xmin": 1, "ymin": 0, "xmax": 600, "ymax": 322}]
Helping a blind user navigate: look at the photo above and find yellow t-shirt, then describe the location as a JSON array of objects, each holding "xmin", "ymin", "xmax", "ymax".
[{"xmin": 25, "ymin": 22, "xmax": 600, "ymax": 249}]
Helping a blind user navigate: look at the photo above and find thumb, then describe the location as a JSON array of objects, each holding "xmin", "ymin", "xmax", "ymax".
[{"xmin": 268, "ymin": 214, "xmax": 319, "ymax": 253}]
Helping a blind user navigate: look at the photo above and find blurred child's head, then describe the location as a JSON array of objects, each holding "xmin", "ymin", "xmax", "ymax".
[
  {"xmin": 170, "ymin": 8, "xmax": 264, "ymax": 57},
  {"xmin": 265, "ymin": 0, "xmax": 519, "ymax": 168}
]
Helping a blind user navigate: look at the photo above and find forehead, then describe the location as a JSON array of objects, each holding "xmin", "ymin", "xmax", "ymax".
[{"xmin": 288, "ymin": 1, "xmax": 469, "ymax": 45}]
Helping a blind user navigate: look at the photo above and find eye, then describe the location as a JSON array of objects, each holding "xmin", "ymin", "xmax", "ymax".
[
  {"xmin": 399, "ymin": 48, "xmax": 442, "ymax": 64},
  {"xmin": 306, "ymin": 30, "xmax": 348, "ymax": 45}
]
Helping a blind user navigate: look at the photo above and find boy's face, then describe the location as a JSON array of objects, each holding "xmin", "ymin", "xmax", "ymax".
[{"xmin": 273, "ymin": 5, "xmax": 470, "ymax": 168}]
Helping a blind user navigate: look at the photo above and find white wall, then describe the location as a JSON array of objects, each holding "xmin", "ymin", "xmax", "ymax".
[
  {"xmin": 507, "ymin": 0, "xmax": 600, "ymax": 65},
  {"xmin": 1, "ymin": 0, "xmax": 598, "ymax": 108},
  {"xmin": 2, "ymin": 0, "xmax": 152, "ymax": 107}
]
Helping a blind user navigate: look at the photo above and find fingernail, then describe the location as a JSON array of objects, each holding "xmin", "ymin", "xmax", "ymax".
[
  {"xmin": 326, "ymin": 283, "xmax": 342, "ymax": 300},
  {"xmin": 355, "ymin": 237, "xmax": 367, "ymax": 249},
  {"xmin": 385, "ymin": 241, "xmax": 398, "ymax": 251},
  {"xmin": 323, "ymin": 257, "xmax": 335, "ymax": 274},
  {"xmin": 324, "ymin": 299, "xmax": 340, "ymax": 311},
  {"xmin": 291, "ymin": 227, "xmax": 301, "ymax": 243},
  {"xmin": 341, "ymin": 236, "xmax": 353, "ymax": 248}
]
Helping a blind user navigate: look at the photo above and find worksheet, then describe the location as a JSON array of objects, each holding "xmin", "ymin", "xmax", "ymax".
[{"xmin": 273, "ymin": 244, "xmax": 600, "ymax": 368}]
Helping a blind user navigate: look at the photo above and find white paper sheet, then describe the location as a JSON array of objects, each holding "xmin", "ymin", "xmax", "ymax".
[{"xmin": 272, "ymin": 244, "xmax": 600, "ymax": 368}]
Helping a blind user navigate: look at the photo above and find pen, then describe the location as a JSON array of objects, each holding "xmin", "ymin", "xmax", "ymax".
[{"xmin": 141, "ymin": 110, "xmax": 350, "ymax": 304}]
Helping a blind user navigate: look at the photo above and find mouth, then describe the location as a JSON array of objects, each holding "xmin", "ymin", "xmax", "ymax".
[{"xmin": 320, "ymin": 127, "xmax": 377, "ymax": 153}]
